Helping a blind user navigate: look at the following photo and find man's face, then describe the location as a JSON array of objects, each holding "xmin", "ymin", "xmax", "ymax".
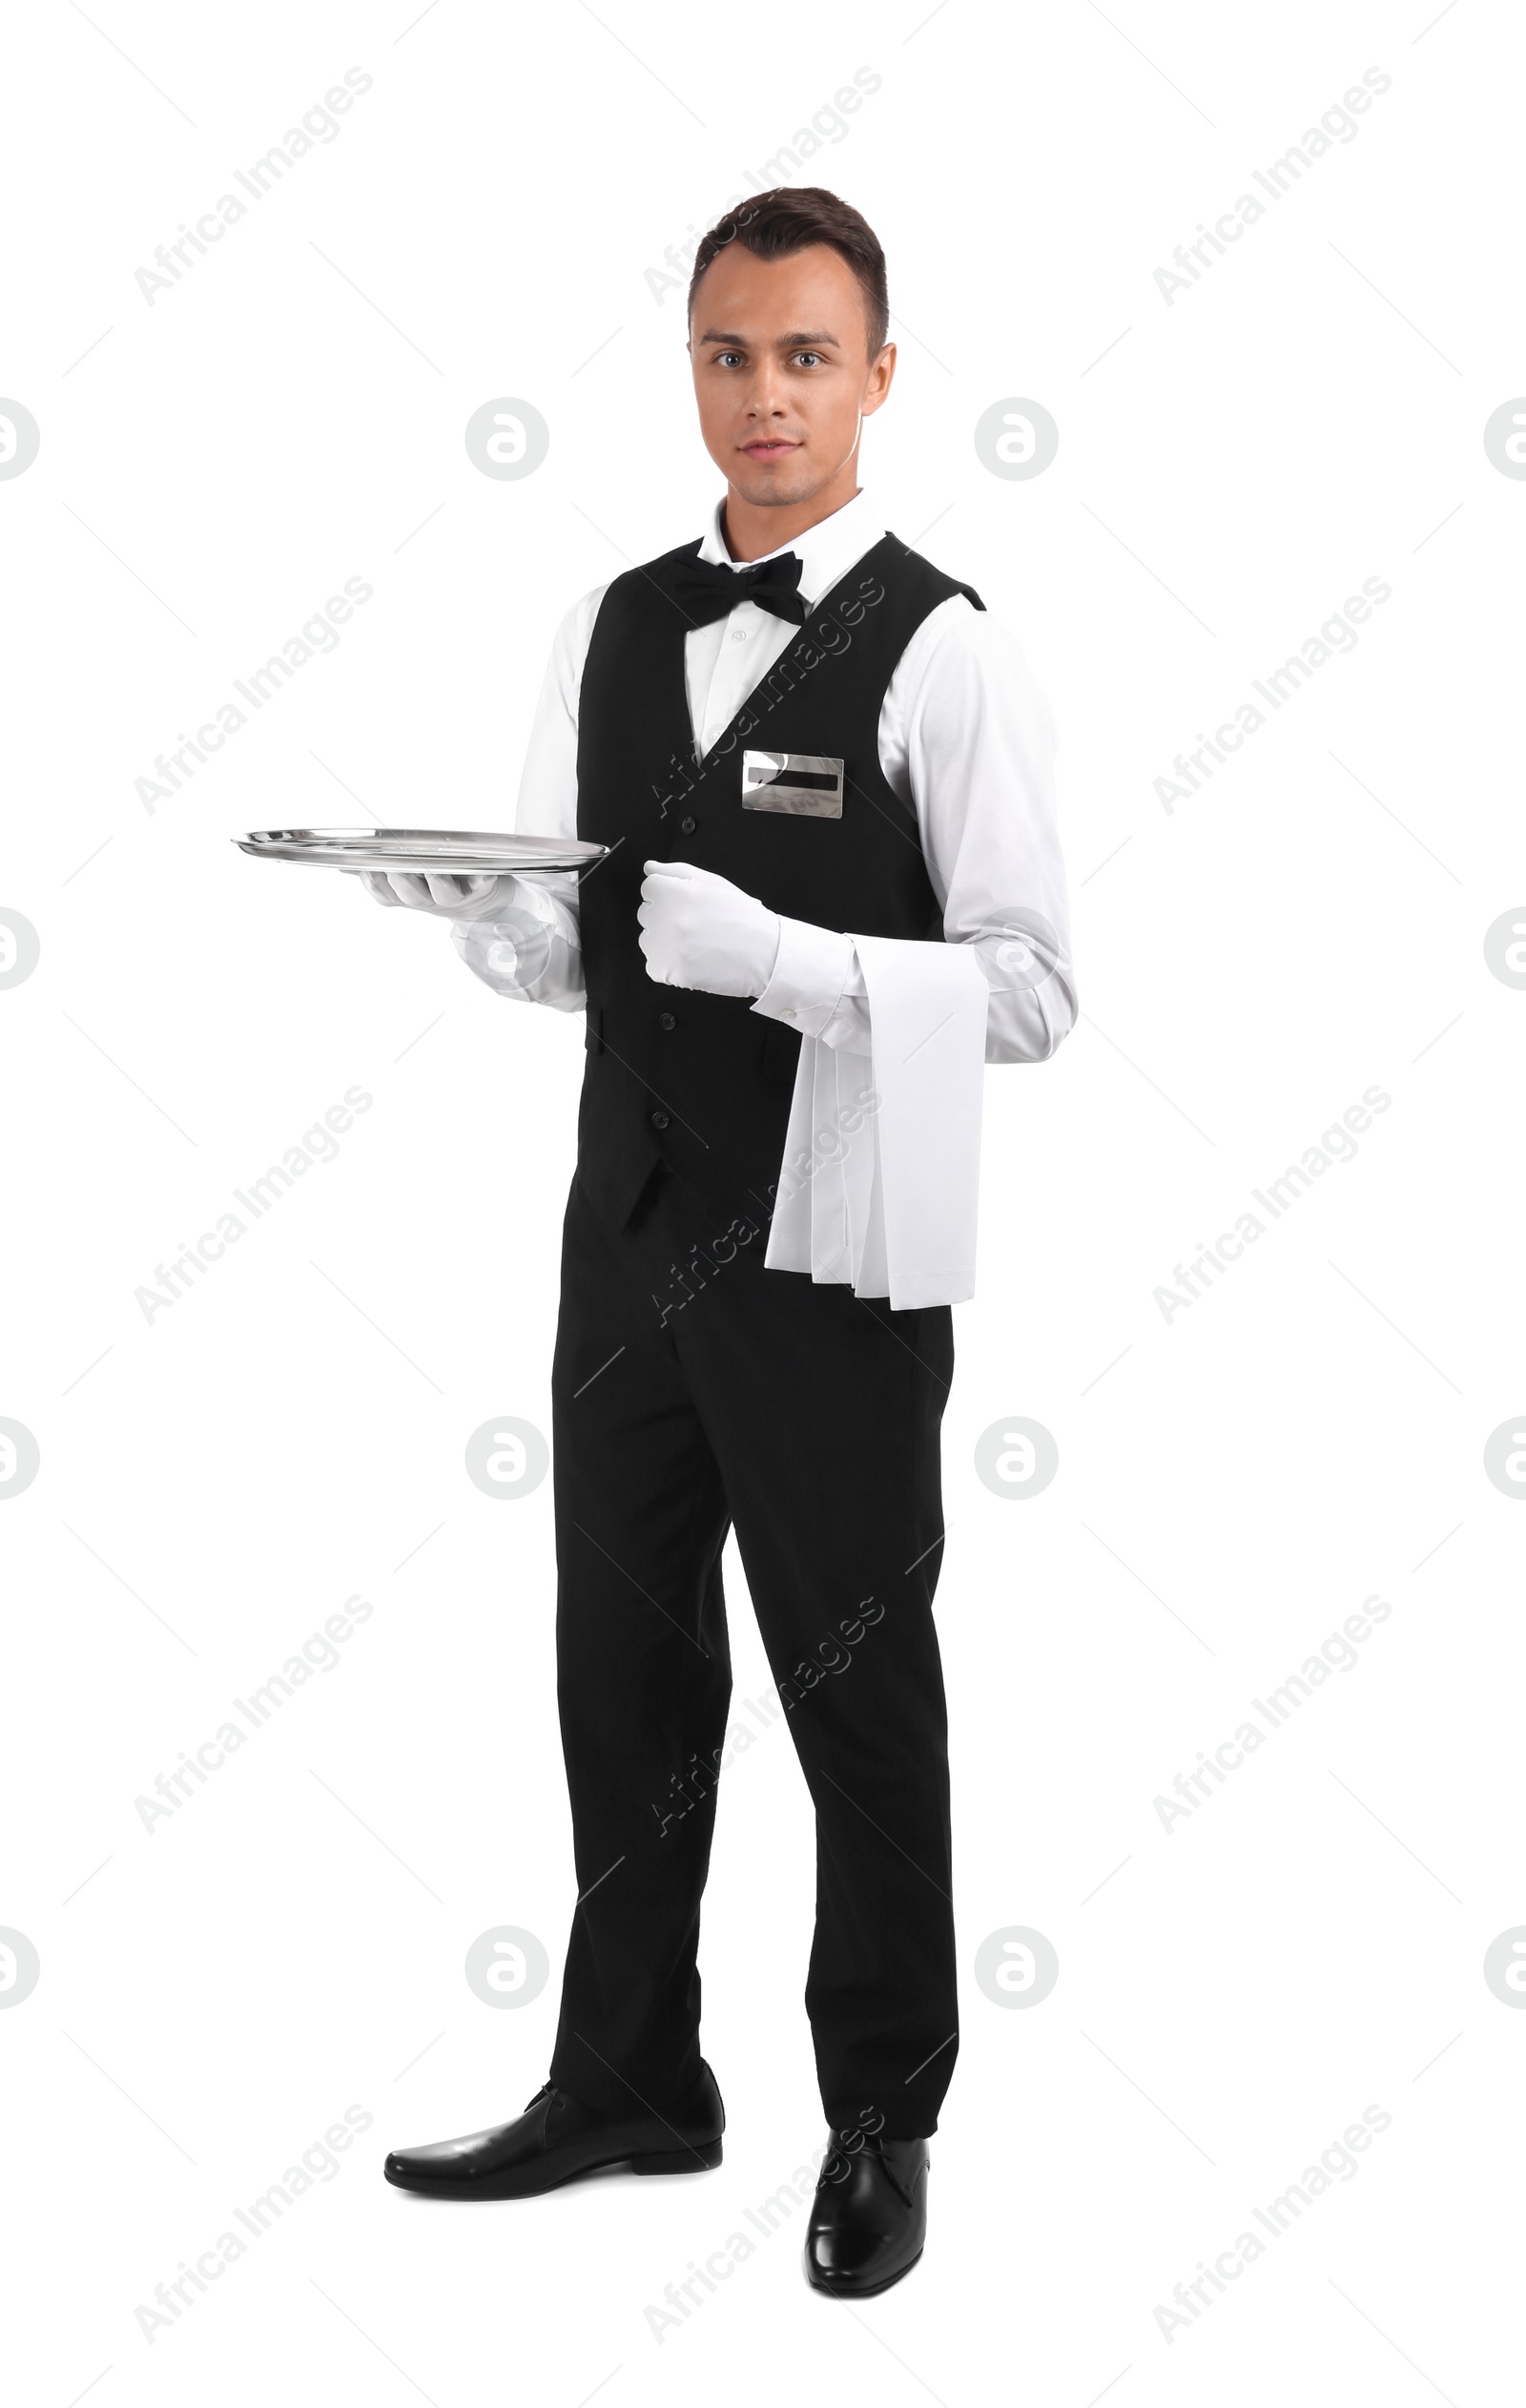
[{"xmin": 687, "ymin": 240, "xmax": 895, "ymax": 509}]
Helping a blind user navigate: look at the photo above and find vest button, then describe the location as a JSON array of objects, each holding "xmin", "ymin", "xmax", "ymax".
[
  {"xmin": 650, "ymin": 1111, "xmax": 670, "ymax": 1131},
  {"xmin": 680, "ymin": 815, "xmax": 696, "ymax": 834},
  {"xmin": 658, "ymin": 1011, "xmax": 676, "ymax": 1030}
]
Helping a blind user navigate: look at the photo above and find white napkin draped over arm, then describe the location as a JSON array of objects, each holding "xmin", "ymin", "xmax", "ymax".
[{"xmin": 764, "ymin": 934, "xmax": 990, "ymax": 1311}]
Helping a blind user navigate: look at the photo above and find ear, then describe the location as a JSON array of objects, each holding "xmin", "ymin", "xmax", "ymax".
[{"xmin": 862, "ymin": 343, "xmax": 897, "ymax": 418}]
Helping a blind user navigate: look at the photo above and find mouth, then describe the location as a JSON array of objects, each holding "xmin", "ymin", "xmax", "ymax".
[{"xmin": 740, "ymin": 438, "xmax": 800, "ymax": 462}]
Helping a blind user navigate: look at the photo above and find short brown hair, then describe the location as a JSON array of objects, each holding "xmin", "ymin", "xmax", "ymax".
[{"xmin": 687, "ymin": 187, "xmax": 889, "ymax": 362}]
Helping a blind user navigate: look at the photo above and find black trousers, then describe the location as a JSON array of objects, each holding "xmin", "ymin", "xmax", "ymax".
[{"xmin": 546, "ymin": 1163, "xmax": 959, "ymax": 2139}]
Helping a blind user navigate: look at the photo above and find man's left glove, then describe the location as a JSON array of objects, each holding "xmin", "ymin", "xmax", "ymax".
[{"xmin": 638, "ymin": 860, "xmax": 780, "ymax": 998}]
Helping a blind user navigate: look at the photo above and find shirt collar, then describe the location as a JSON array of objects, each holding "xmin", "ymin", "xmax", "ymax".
[{"xmin": 696, "ymin": 488, "xmax": 885, "ymax": 610}]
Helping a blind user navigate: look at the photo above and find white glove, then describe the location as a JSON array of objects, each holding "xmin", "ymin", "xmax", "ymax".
[
  {"xmin": 638, "ymin": 860, "xmax": 780, "ymax": 998},
  {"xmin": 348, "ymin": 868, "xmax": 525, "ymax": 918}
]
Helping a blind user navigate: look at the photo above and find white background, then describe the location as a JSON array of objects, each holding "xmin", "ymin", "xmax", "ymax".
[{"xmin": 2, "ymin": 1, "xmax": 1523, "ymax": 2400}]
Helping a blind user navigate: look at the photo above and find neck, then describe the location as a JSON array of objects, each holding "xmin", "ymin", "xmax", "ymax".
[{"xmin": 721, "ymin": 465, "xmax": 861, "ymax": 562}]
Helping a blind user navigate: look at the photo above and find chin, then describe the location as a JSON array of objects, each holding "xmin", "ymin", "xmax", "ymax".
[{"xmin": 733, "ymin": 460, "xmax": 815, "ymax": 504}]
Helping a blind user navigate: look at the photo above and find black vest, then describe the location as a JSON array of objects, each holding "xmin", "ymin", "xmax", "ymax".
[{"xmin": 573, "ymin": 531, "xmax": 984, "ymax": 1231}]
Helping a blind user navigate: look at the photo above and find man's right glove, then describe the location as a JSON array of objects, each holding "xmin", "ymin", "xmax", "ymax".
[{"xmin": 349, "ymin": 868, "xmax": 525, "ymax": 917}]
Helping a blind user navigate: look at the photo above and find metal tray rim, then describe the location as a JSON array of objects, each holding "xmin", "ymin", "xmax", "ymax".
[{"xmin": 236, "ymin": 826, "xmax": 608, "ymax": 874}]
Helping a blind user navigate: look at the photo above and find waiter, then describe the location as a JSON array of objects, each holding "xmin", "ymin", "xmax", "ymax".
[{"xmin": 372, "ymin": 186, "xmax": 1076, "ymax": 2298}]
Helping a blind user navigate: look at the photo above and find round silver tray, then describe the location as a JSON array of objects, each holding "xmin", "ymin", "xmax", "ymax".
[{"xmin": 236, "ymin": 827, "xmax": 608, "ymax": 876}]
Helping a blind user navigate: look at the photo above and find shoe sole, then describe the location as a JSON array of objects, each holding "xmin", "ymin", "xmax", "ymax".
[
  {"xmin": 384, "ymin": 2135, "xmax": 723, "ymax": 2202},
  {"xmin": 805, "ymin": 2245, "xmax": 924, "ymax": 2299}
]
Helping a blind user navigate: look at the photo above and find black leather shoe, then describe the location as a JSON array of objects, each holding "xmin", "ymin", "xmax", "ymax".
[
  {"xmin": 804, "ymin": 2134, "xmax": 929, "ymax": 2295},
  {"xmin": 384, "ymin": 2062, "xmax": 724, "ymax": 2201}
]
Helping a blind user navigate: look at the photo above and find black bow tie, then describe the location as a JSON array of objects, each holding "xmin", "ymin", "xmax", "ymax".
[{"xmin": 665, "ymin": 549, "xmax": 808, "ymax": 629}]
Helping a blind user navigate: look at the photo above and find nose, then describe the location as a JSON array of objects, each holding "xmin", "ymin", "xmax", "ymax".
[{"xmin": 743, "ymin": 360, "xmax": 791, "ymax": 418}]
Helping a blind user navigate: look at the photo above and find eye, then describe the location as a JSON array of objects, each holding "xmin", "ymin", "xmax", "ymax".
[
  {"xmin": 792, "ymin": 351, "xmax": 825, "ymax": 368},
  {"xmin": 714, "ymin": 350, "xmax": 744, "ymax": 368}
]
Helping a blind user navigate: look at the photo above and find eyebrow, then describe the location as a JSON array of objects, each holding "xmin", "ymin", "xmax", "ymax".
[{"xmin": 695, "ymin": 327, "xmax": 842, "ymax": 348}]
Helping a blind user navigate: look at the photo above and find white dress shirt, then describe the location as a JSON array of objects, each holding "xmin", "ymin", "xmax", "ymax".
[{"xmin": 453, "ymin": 488, "xmax": 1077, "ymax": 1306}]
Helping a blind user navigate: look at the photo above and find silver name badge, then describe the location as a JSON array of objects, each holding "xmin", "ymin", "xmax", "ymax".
[{"xmin": 741, "ymin": 750, "xmax": 844, "ymax": 818}]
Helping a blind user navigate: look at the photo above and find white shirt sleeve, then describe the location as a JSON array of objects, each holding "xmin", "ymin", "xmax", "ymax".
[
  {"xmin": 752, "ymin": 593, "xmax": 1078, "ymax": 1059},
  {"xmin": 758, "ymin": 592, "xmax": 1077, "ymax": 1308},
  {"xmin": 449, "ymin": 585, "xmax": 606, "ymax": 1011}
]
